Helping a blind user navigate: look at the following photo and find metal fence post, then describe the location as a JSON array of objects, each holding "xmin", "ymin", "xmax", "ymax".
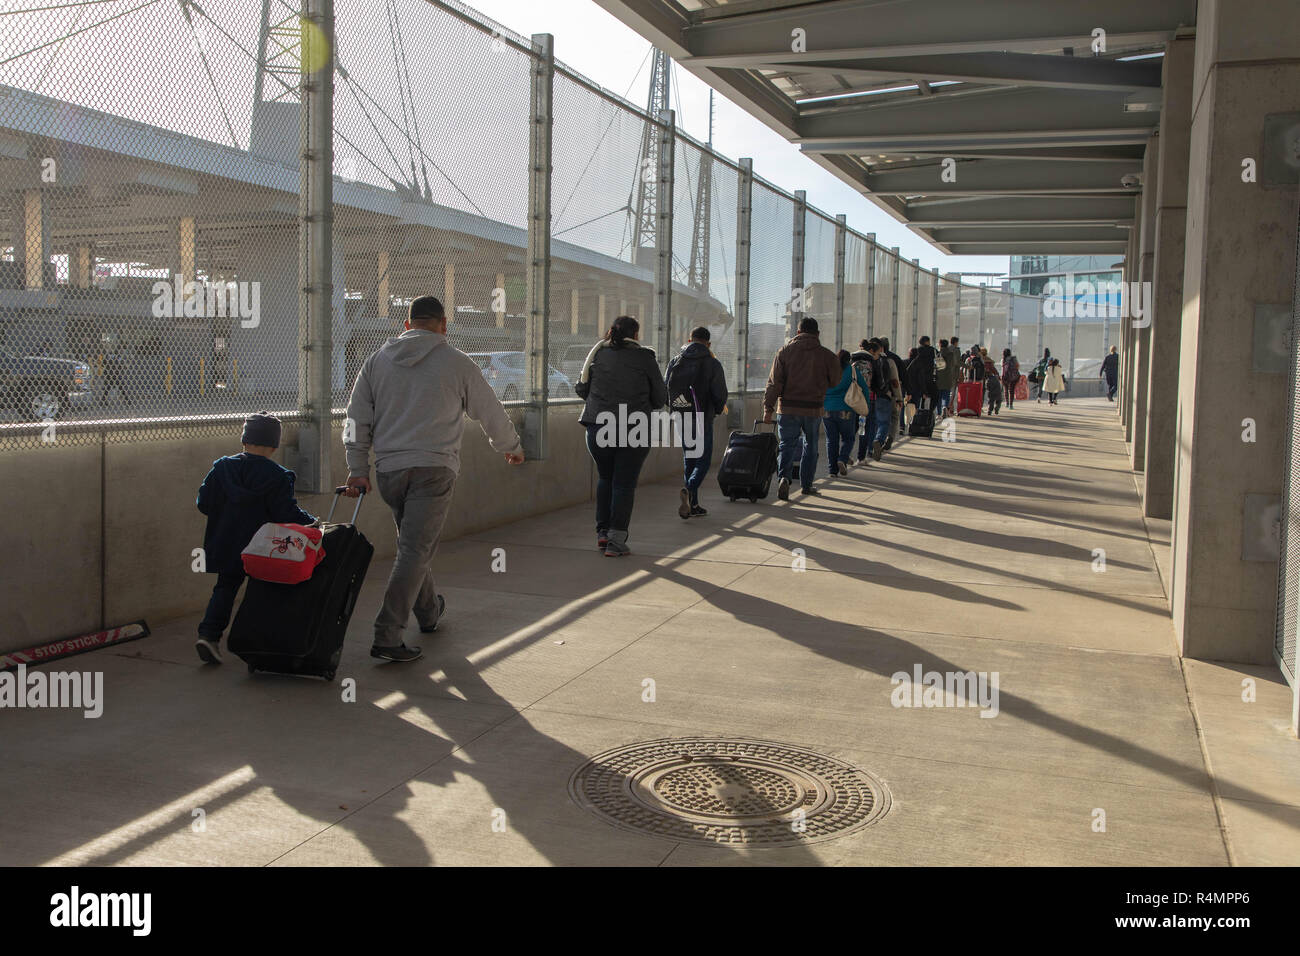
[
  {"xmin": 524, "ymin": 33, "xmax": 553, "ymax": 460},
  {"xmin": 911, "ymin": 258, "xmax": 919, "ymax": 346},
  {"xmin": 865, "ymin": 233, "xmax": 876, "ymax": 337},
  {"xmin": 297, "ymin": 0, "xmax": 334, "ymax": 492},
  {"xmin": 1037, "ymin": 294, "xmax": 1046, "ymax": 362},
  {"xmin": 1004, "ymin": 281, "xmax": 1013, "ymax": 353},
  {"xmin": 791, "ymin": 189, "xmax": 806, "ymax": 339},
  {"xmin": 834, "ymin": 214, "xmax": 846, "ymax": 350},
  {"xmin": 654, "ymin": 108, "xmax": 674, "ymax": 361},
  {"xmin": 978, "ymin": 285, "xmax": 987, "ymax": 347},
  {"xmin": 1068, "ymin": 304, "xmax": 1078, "ymax": 383},
  {"xmin": 735, "ymin": 158, "xmax": 753, "ymax": 400},
  {"xmin": 931, "ymin": 270, "xmax": 939, "ymax": 340},
  {"xmin": 889, "ymin": 246, "xmax": 899, "ymax": 347}
]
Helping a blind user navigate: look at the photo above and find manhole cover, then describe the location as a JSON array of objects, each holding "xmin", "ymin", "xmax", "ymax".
[{"xmin": 568, "ymin": 737, "xmax": 891, "ymax": 847}]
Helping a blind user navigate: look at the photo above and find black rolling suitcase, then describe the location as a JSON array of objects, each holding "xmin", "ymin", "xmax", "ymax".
[
  {"xmin": 717, "ymin": 420, "xmax": 778, "ymax": 502},
  {"xmin": 228, "ymin": 487, "xmax": 374, "ymax": 681},
  {"xmin": 909, "ymin": 398, "xmax": 936, "ymax": 438}
]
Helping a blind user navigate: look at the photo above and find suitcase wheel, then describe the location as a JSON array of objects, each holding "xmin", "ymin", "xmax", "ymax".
[
  {"xmin": 323, "ymin": 669, "xmax": 336, "ymax": 682},
  {"xmin": 749, "ymin": 496, "xmax": 757, "ymax": 503},
  {"xmin": 247, "ymin": 662, "xmax": 257, "ymax": 675},
  {"xmin": 728, "ymin": 494, "xmax": 736, "ymax": 502}
]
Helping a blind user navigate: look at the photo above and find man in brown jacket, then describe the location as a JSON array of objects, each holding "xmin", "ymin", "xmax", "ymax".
[{"xmin": 762, "ymin": 317, "xmax": 841, "ymax": 499}]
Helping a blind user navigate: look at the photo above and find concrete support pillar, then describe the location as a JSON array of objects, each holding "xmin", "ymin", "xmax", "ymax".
[
  {"xmin": 178, "ymin": 215, "xmax": 196, "ymax": 291},
  {"xmin": 1171, "ymin": 0, "xmax": 1300, "ymax": 662},
  {"xmin": 495, "ymin": 272, "xmax": 506, "ymax": 328},
  {"xmin": 570, "ymin": 287, "xmax": 579, "ymax": 335},
  {"xmin": 597, "ymin": 293, "xmax": 606, "ymax": 336},
  {"xmin": 1129, "ymin": 136, "xmax": 1159, "ymax": 472},
  {"xmin": 74, "ymin": 244, "xmax": 93, "ymax": 289},
  {"xmin": 21, "ymin": 189, "xmax": 47, "ymax": 289},
  {"xmin": 377, "ymin": 250, "xmax": 390, "ymax": 319},
  {"xmin": 443, "ymin": 262, "xmax": 455, "ymax": 317},
  {"xmin": 1123, "ymin": 176, "xmax": 1145, "ymax": 440},
  {"xmin": 1142, "ymin": 32, "xmax": 1195, "ymax": 519}
]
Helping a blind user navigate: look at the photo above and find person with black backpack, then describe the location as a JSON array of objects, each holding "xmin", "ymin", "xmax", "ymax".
[
  {"xmin": 665, "ymin": 327, "xmax": 728, "ymax": 519},
  {"xmin": 1001, "ymin": 348, "xmax": 1021, "ymax": 409}
]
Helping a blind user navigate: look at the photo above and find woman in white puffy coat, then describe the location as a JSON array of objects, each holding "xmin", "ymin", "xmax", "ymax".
[{"xmin": 1042, "ymin": 358, "xmax": 1066, "ymax": 405}]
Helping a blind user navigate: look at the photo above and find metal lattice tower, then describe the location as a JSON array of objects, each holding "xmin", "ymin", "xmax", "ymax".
[
  {"xmin": 687, "ymin": 90, "xmax": 714, "ymax": 292},
  {"xmin": 255, "ymin": 0, "xmax": 304, "ymax": 105},
  {"xmin": 630, "ymin": 49, "xmax": 670, "ymax": 263}
]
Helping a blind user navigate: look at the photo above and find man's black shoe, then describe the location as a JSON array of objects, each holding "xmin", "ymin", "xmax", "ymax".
[
  {"xmin": 371, "ymin": 643, "xmax": 424, "ymax": 662},
  {"xmin": 689, "ymin": 505, "xmax": 708, "ymax": 517},
  {"xmin": 419, "ymin": 594, "xmax": 446, "ymax": 633}
]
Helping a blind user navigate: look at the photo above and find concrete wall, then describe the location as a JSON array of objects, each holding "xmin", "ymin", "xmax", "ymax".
[
  {"xmin": 1170, "ymin": 0, "xmax": 1300, "ymax": 663},
  {"xmin": 0, "ymin": 396, "xmax": 761, "ymax": 653}
]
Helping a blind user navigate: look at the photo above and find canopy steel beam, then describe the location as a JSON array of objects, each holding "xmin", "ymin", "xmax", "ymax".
[
  {"xmin": 906, "ymin": 195, "xmax": 1137, "ymax": 224},
  {"xmin": 862, "ymin": 159, "xmax": 1142, "ymax": 196}
]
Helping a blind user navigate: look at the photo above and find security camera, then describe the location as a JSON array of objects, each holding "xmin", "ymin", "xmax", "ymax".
[{"xmin": 1121, "ymin": 173, "xmax": 1142, "ymax": 189}]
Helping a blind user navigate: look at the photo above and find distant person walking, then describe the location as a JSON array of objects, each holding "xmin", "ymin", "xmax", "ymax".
[
  {"xmin": 879, "ymin": 336, "xmax": 906, "ymax": 440},
  {"xmin": 823, "ymin": 349, "xmax": 869, "ymax": 476},
  {"xmin": 1101, "ymin": 346, "xmax": 1119, "ymax": 401},
  {"xmin": 576, "ymin": 315, "xmax": 668, "ymax": 556},
  {"xmin": 1001, "ymin": 348, "xmax": 1020, "ymax": 410},
  {"xmin": 1042, "ymin": 357, "xmax": 1067, "ymax": 405},
  {"xmin": 863, "ymin": 338, "xmax": 900, "ymax": 461},
  {"xmin": 981, "ymin": 348, "xmax": 1003, "ymax": 415},
  {"xmin": 345, "ymin": 296, "xmax": 524, "ymax": 662},
  {"xmin": 665, "ymin": 326, "xmax": 728, "ymax": 519},
  {"xmin": 763, "ymin": 317, "xmax": 840, "ymax": 500},
  {"xmin": 940, "ymin": 336, "xmax": 962, "ymax": 416},
  {"xmin": 1031, "ymin": 348, "xmax": 1052, "ymax": 402},
  {"xmin": 850, "ymin": 342, "xmax": 876, "ymax": 463},
  {"xmin": 935, "ymin": 337, "xmax": 957, "ymax": 419}
]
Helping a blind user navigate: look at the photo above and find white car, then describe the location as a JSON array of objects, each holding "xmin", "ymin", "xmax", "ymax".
[{"xmin": 467, "ymin": 351, "xmax": 573, "ymax": 401}]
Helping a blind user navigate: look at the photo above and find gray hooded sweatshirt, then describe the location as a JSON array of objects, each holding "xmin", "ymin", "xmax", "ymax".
[{"xmin": 345, "ymin": 329, "xmax": 522, "ymax": 477}]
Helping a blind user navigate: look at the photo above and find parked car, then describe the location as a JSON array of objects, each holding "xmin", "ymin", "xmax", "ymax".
[
  {"xmin": 557, "ymin": 343, "xmax": 593, "ymax": 385},
  {"xmin": 0, "ymin": 347, "xmax": 89, "ymax": 420},
  {"xmin": 467, "ymin": 351, "xmax": 573, "ymax": 401}
]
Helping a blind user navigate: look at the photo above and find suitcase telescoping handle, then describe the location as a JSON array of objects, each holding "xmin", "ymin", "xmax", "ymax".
[{"xmin": 327, "ymin": 485, "xmax": 365, "ymax": 525}]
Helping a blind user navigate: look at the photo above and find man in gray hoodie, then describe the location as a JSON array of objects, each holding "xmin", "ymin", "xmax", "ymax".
[{"xmin": 344, "ymin": 296, "xmax": 524, "ymax": 662}]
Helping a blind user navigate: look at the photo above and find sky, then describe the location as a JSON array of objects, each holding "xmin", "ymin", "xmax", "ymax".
[{"xmin": 467, "ymin": 0, "xmax": 1010, "ymax": 282}]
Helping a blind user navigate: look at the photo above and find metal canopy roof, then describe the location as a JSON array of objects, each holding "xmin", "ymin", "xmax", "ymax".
[{"xmin": 593, "ymin": 0, "xmax": 1197, "ymax": 255}]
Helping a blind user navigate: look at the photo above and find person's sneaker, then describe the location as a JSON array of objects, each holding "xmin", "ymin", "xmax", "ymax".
[
  {"xmin": 371, "ymin": 643, "xmax": 423, "ymax": 662},
  {"xmin": 801, "ymin": 486, "xmax": 819, "ymax": 496},
  {"xmin": 689, "ymin": 505, "xmax": 708, "ymax": 518},
  {"xmin": 837, "ymin": 461, "xmax": 848, "ymax": 476},
  {"xmin": 597, "ymin": 528, "xmax": 609, "ymax": 550},
  {"xmin": 883, "ymin": 436, "xmax": 893, "ymax": 452},
  {"xmin": 419, "ymin": 594, "xmax": 446, "ymax": 634},
  {"xmin": 871, "ymin": 440, "xmax": 883, "ymax": 462},
  {"xmin": 195, "ymin": 638, "xmax": 222, "ymax": 665},
  {"xmin": 678, "ymin": 487, "xmax": 691, "ymax": 519},
  {"xmin": 604, "ymin": 529, "xmax": 631, "ymax": 557},
  {"xmin": 778, "ymin": 478, "xmax": 790, "ymax": 500}
]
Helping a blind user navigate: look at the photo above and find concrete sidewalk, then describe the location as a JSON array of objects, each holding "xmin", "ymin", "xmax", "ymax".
[{"xmin": 2, "ymin": 397, "xmax": 1296, "ymax": 866}]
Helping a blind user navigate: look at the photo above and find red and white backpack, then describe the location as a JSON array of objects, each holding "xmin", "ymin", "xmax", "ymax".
[{"xmin": 241, "ymin": 523, "xmax": 325, "ymax": 584}]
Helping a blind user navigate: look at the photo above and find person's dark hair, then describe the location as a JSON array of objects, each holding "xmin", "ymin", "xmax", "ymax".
[
  {"xmin": 838, "ymin": 349, "xmax": 850, "ymax": 369},
  {"xmin": 860, "ymin": 339, "xmax": 871, "ymax": 351},
  {"xmin": 939, "ymin": 338, "xmax": 949, "ymax": 349},
  {"xmin": 951, "ymin": 336, "xmax": 959, "ymax": 345},
  {"xmin": 606, "ymin": 315, "xmax": 639, "ymax": 348},
  {"xmin": 798, "ymin": 317, "xmax": 819, "ymax": 335},
  {"xmin": 1043, "ymin": 347, "xmax": 1051, "ymax": 358},
  {"xmin": 1049, "ymin": 357, "xmax": 1059, "ymax": 366},
  {"xmin": 409, "ymin": 295, "xmax": 445, "ymax": 323},
  {"xmin": 690, "ymin": 326, "xmax": 710, "ymax": 342},
  {"xmin": 1003, "ymin": 348, "xmax": 1011, "ymax": 359},
  {"xmin": 879, "ymin": 336, "xmax": 891, "ymax": 352},
  {"xmin": 919, "ymin": 336, "xmax": 930, "ymax": 346},
  {"xmin": 866, "ymin": 337, "xmax": 882, "ymax": 353},
  {"xmin": 908, "ymin": 347, "xmax": 918, "ymax": 359}
]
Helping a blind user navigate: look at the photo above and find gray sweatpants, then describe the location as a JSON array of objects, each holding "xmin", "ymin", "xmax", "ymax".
[{"xmin": 374, "ymin": 466, "xmax": 456, "ymax": 647}]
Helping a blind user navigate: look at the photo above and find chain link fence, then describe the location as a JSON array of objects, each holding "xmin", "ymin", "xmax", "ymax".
[{"xmin": 1, "ymin": 0, "xmax": 1071, "ymax": 453}]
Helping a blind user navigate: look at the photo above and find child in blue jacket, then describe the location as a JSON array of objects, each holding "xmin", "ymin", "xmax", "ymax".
[{"xmin": 195, "ymin": 412, "xmax": 315, "ymax": 664}]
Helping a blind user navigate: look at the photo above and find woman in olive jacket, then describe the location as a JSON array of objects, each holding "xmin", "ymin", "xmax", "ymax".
[{"xmin": 575, "ymin": 315, "xmax": 668, "ymax": 556}]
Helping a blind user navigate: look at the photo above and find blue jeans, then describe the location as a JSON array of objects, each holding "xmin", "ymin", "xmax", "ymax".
[
  {"xmin": 1105, "ymin": 372, "xmax": 1117, "ymax": 400},
  {"xmin": 199, "ymin": 570, "xmax": 246, "ymax": 640},
  {"xmin": 777, "ymin": 414, "xmax": 820, "ymax": 490},
  {"xmin": 679, "ymin": 412, "xmax": 715, "ymax": 506},
  {"xmin": 585, "ymin": 425, "xmax": 652, "ymax": 532},
  {"xmin": 870, "ymin": 397, "xmax": 893, "ymax": 448},
  {"xmin": 823, "ymin": 413, "xmax": 856, "ymax": 474},
  {"xmin": 937, "ymin": 388, "xmax": 951, "ymax": 412}
]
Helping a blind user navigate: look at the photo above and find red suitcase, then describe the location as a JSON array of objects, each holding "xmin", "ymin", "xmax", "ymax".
[{"xmin": 957, "ymin": 381, "xmax": 983, "ymax": 417}]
